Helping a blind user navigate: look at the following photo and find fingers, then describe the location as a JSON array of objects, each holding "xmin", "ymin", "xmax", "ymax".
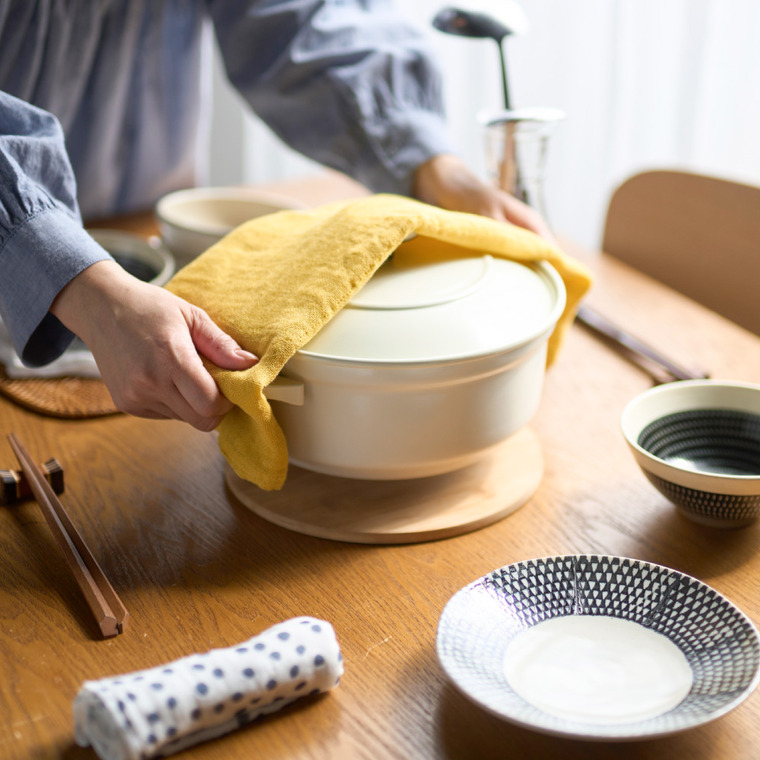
[
  {"xmin": 492, "ymin": 194, "xmax": 558, "ymax": 243},
  {"xmin": 189, "ymin": 307, "xmax": 259, "ymax": 371},
  {"xmin": 169, "ymin": 347, "xmax": 236, "ymax": 430},
  {"xmin": 411, "ymin": 153, "xmax": 557, "ymax": 242},
  {"xmin": 105, "ymin": 350, "xmax": 232, "ymax": 432},
  {"xmin": 60, "ymin": 266, "xmax": 252, "ymax": 432},
  {"xmin": 152, "ymin": 389, "xmax": 230, "ymax": 433},
  {"xmin": 122, "ymin": 320, "xmax": 239, "ymax": 431},
  {"xmin": 152, "ymin": 305, "xmax": 259, "ymax": 429}
]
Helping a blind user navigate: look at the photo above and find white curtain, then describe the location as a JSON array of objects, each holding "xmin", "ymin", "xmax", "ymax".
[{"xmin": 207, "ymin": 0, "xmax": 760, "ymax": 250}]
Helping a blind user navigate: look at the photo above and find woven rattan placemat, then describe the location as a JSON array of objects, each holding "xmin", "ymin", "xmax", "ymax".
[{"xmin": 0, "ymin": 365, "xmax": 119, "ymax": 419}]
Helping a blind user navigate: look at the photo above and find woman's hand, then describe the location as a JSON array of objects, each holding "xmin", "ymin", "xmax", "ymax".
[
  {"xmin": 51, "ymin": 260, "xmax": 258, "ymax": 431},
  {"xmin": 412, "ymin": 153, "xmax": 556, "ymax": 243}
]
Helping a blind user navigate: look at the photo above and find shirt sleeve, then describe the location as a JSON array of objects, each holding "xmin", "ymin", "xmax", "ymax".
[
  {"xmin": 0, "ymin": 91, "xmax": 111, "ymax": 367},
  {"xmin": 208, "ymin": 0, "xmax": 455, "ymax": 195}
]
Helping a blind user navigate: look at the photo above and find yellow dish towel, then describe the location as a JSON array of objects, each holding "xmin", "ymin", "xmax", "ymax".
[{"xmin": 166, "ymin": 194, "xmax": 593, "ymax": 490}]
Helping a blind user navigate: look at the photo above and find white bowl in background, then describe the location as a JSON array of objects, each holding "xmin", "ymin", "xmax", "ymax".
[
  {"xmin": 155, "ymin": 186, "xmax": 307, "ymax": 267},
  {"xmin": 88, "ymin": 229, "xmax": 175, "ymax": 286}
]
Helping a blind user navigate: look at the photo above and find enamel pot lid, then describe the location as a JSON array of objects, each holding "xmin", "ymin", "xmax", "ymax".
[{"xmin": 299, "ymin": 249, "xmax": 566, "ymax": 364}]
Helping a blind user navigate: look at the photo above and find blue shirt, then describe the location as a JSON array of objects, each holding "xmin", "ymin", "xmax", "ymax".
[{"xmin": 0, "ymin": 0, "xmax": 452, "ymax": 367}]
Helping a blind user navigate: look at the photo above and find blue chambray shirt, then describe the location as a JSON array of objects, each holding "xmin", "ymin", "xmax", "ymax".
[{"xmin": 0, "ymin": 0, "xmax": 452, "ymax": 367}]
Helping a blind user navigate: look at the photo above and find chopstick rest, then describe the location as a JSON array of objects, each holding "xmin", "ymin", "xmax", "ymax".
[
  {"xmin": 0, "ymin": 457, "xmax": 64, "ymax": 505},
  {"xmin": 73, "ymin": 617, "xmax": 343, "ymax": 760}
]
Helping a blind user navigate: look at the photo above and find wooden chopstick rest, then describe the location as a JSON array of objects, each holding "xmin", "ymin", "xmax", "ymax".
[
  {"xmin": 0, "ymin": 458, "xmax": 64, "ymax": 505},
  {"xmin": 6, "ymin": 434, "xmax": 129, "ymax": 638}
]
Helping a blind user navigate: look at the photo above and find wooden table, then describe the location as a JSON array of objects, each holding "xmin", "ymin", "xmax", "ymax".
[{"xmin": 2, "ymin": 174, "xmax": 760, "ymax": 760}]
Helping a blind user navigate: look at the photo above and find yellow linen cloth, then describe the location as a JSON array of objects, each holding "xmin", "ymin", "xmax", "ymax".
[{"xmin": 166, "ymin": 194, "xmax": 592, "ymax": 490}]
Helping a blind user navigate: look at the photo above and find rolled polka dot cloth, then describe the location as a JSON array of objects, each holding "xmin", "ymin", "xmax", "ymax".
[{"xmin": 74, "ymin": 617, "xmax": 343, "ymax": 760}]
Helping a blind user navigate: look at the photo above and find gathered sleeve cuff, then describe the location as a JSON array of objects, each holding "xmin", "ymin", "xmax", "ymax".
[
  {"xmin": 0, "ymin": 206, "xmax": 110, "ymax": 366},
  {"xmin": 0, "ymin": 91, "xmax": 110, "ymax": 366}
]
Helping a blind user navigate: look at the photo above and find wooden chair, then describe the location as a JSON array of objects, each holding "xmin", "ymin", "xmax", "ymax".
[{"xmin": 601, "ymin": 169, "xmax": 760, "ymax": 336}]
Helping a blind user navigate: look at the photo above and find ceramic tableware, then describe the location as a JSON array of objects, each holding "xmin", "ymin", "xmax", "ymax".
[
  {"xmin": 437, "ymin": 554, "xmax": 760, "ymax": 740},
  {"xmin": 89, "ymin": 229, "xmax": 175, "ymax": 286},
  {"xmin": 265, "ymin": 246, "xmax": 565, "ymax": 480},
  {"xmin": 621, "ymin": 379, "xmax": 760, "ymax": 527},
  {"xmin": 156, "ymin": 186, "xmax": 306, "ymax": 267}
]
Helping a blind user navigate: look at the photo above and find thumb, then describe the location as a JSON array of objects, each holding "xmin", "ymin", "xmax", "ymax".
[{"xmin": 188, "ymin": 307, "xmax": 259, "ymax": 371}]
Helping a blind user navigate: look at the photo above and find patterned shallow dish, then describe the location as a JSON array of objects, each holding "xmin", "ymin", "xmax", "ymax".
[{"xmin": 436, "ymin": 555, "xmax": 760, "ymax": 740}]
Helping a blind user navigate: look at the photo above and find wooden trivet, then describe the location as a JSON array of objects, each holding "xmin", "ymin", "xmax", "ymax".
[{"xmin": 224, "ymin": 426, "xmax": 543, "ymax": 544}]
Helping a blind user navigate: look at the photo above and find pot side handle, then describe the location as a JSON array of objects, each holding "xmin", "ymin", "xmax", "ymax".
[{"xmin": 262, "ymin": 376, "xmax": 305, "ymax": 406}]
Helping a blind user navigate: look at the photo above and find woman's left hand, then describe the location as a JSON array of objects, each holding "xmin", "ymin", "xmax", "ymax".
[{"xmin": 412, "ymin": 153, "xmax": 556, "ymax": 244}]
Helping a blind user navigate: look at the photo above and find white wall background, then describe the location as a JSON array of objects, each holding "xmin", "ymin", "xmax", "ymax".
[{"xmin": 207, "ymin": 0, "xmax": 760, "ymax": 250}]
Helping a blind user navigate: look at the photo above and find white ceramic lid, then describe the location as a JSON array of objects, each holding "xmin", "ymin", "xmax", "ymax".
[{"xmin": 300, "ymin": 250, "xmax": 565, "ymax": 363}]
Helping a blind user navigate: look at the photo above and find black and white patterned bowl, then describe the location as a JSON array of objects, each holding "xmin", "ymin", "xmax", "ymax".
[
  {"xmin": 436, "ymin": 555, "xmax": 760, "ymax": 741},
  {"xmin": 621, "ymin": 380, "xmax": 760, "ymax": 527}
]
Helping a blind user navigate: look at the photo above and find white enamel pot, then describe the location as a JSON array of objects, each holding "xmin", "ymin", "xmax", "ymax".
[{"xmin": 264, "ymin": 250, "xmax": 566, "ymax": 480}]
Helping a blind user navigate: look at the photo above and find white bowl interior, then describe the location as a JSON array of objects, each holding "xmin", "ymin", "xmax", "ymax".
[
  {"xmin": 621, "ymin": 380, "xmax": 760, "ymax": 495},
  {"xmin": 156, "ymin": 187, "xmax": 307, "ymax": 265},
  {"xmin": 156, "ymin": 188, "xmax": 306, "ymax": 236}
]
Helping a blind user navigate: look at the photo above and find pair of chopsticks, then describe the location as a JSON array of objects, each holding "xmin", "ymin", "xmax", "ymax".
[
  {"xmin": 7, "ymin": 433, "xmax": 128, "ymax": 638},
  {"xmin": 576, "ymin": 305, "xmax": 710, "ymax": 383}
]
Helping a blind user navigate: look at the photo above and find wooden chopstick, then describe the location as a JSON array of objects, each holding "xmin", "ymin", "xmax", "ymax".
[
  {"xmin": 576, "ymin": 305, "xmax": 710, "ymax": 383},
  {"xmin": 7, "ymin": 433, "xmax": 128, "ymax": 638}
]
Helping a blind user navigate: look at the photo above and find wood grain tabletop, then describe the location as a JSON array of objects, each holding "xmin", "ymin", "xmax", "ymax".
[{"xmin": 2, "ymin": 173, "xmax": 759, "ymax": 760}]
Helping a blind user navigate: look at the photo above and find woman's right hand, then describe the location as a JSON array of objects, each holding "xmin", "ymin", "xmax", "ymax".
[{"xmin": 50, "ymin": 260, "xmax": 258, "ymax": 431}]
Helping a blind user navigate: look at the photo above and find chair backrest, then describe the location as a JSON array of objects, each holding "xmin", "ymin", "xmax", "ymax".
[{"xmin": 602, "ymin": 170, "xmax": 760, "ymax": 335}]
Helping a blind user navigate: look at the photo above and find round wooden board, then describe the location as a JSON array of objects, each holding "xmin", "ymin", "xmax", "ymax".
[{"xmin": 224, "ymin": 427, "xmax": 543, "ymax": 544}]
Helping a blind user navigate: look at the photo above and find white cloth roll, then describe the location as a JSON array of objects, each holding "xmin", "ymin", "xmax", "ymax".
[
  {"xmin": 0, "ymin": 319, "xmax": 99, "ymax": 378},
  {"xmin": 73, "ymin": 617, "xmax": 343, "ymax": 760}
]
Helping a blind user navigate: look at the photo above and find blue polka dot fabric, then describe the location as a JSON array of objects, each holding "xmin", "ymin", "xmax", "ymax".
[{"xmin": 73, "ymin": 617, "xmax": 343, "ymax": 760}]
